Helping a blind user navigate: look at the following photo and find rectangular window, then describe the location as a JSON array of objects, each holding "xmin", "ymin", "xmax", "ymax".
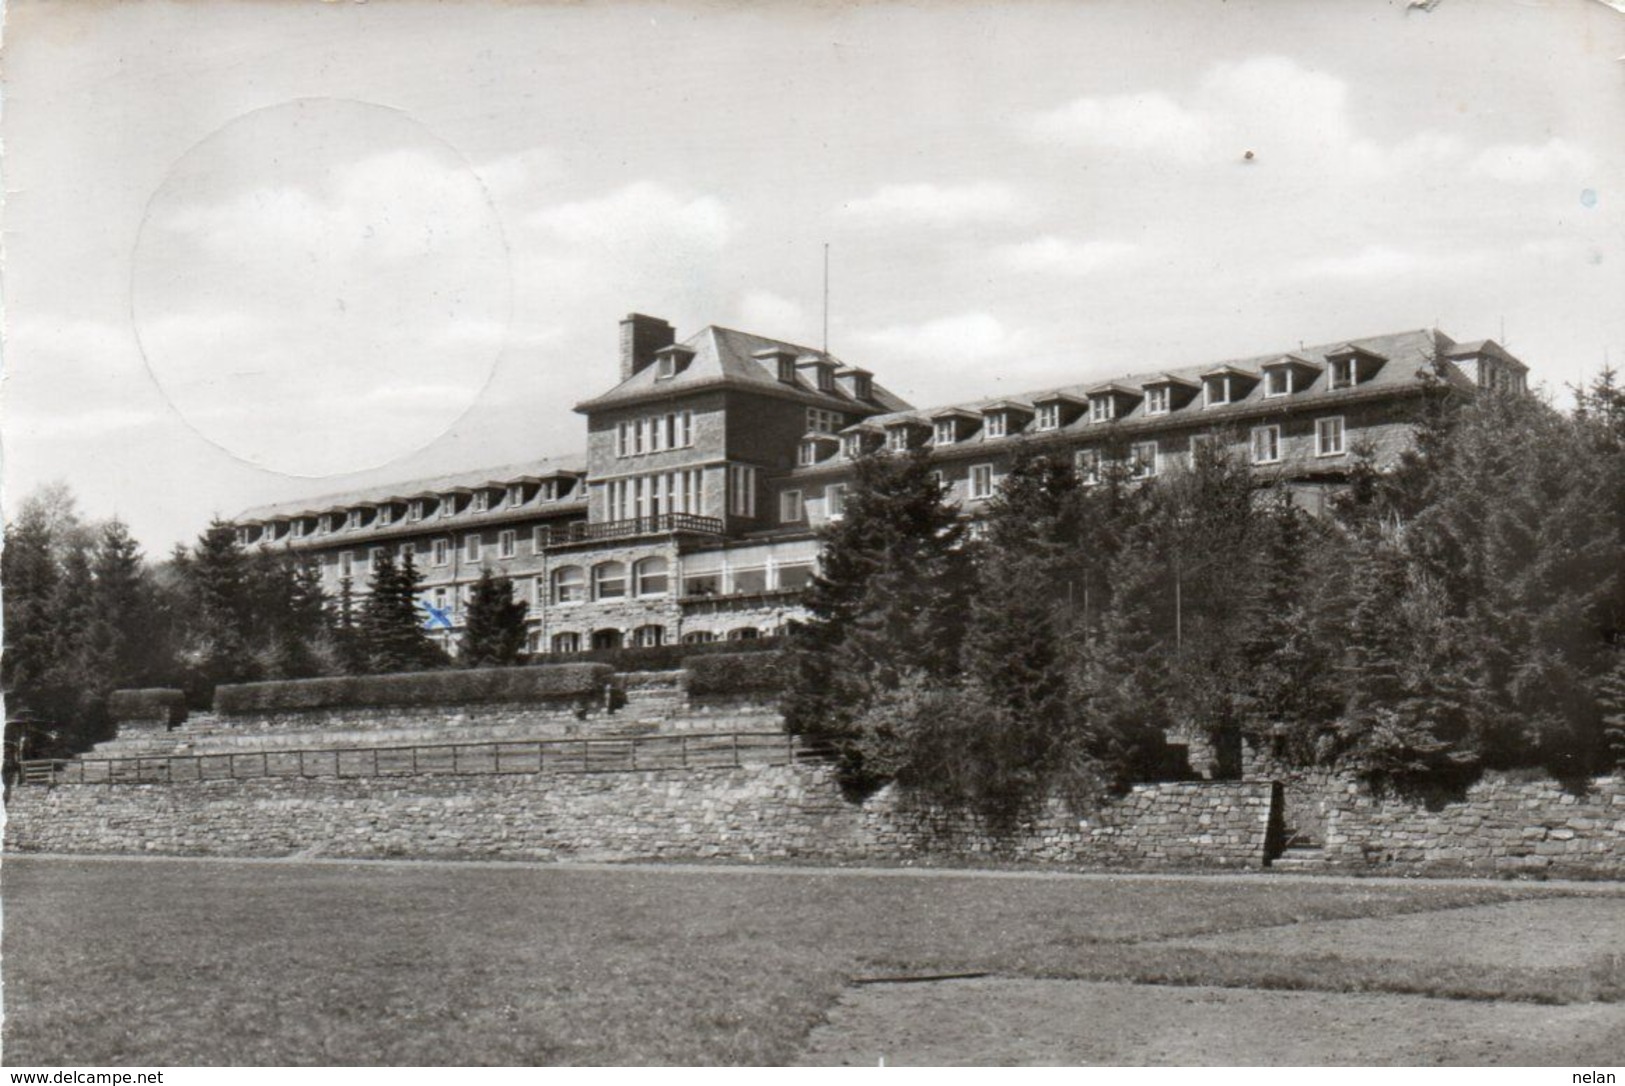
[
  {"xmin": 798, "ymin": 441, "xmax": 819, "ymax": 466},
  {"xmin": 984, "ymin": 413, "xmax": 1007, "ymax": 439},
  {"xmin": 728, "ymin": 465, "xmax": 757, "ymax": 517},
  {"xmin": 432, "ymin": 587, "xmax": 450, "ymax": 614},
  {"xmin": 432, "ymin": 538, "xmax": 450, "ymax": 567},
  {"xmin": 408, "ymin": 500, "xmax": 425, "ymax": 522},
  {"xmin": 617, "ymin": 421, "xmax": 632, "ymax": 458},
  {"xmin": 1329, "ymin": 360, "xmax": 1356, "ymax": 390},
  {"xmin": 506, "ymin": 485, "xmax": 524, "ymax": 507},
  {"xmin": 376, "ymin": 506, "xmax": 393, "ymax": 527},
  {"xmin": 1131, "ymin": 441, "xmax": 1159, "ymax": 479},
  {"xmin": 1190, "ymin": 433, "xmax": 1215, "ymax": 459},
  {"xmin": 1316, "ymin": 416, "xmax": 1346, "ymax": 457},
  {"xmin": 1091, "ymin": 397, "xmax": 1114, "ymax": 423},
  {"xmin": 780, "ymin": 489, "xmax": 804, "ymax": 523},
  {"xmin": 886, "ymin": 428, "xmax": 910, "ymax": 452},
  {"xmin": 1204, "ymin": 377, "xmax": 1230, "ymax": 407},
  {"xmin": 807, "ymin": 407, "xmax": 842, "ymax": 434},
  {"xmin": 683, "ymin": 571, "xmax": 721, "ymax": 596},
  {"xmin": 498, "ymin": 529, "xmax": 517, "ymax": 558},
  {"xmin": 1036, "ymin": 403, "xmax": 1060, "ymax": 430},
  {"xmin": 471, "ymin": 491, "xmax": 489, "ymax": 513},
  {"xmin": 1075, "ymin": 448, "xmax": 1100, "ymax": 485},
  {"xmin": 339, "ymin": 552, "xmax": 354, "ymax": 579},
  {"xmin": 399, "ymin": 542, "xmax": 416, "ymax": 563},
  {"xmin": 841, "ymin": 433, "xmax": 864, "ymax": 459},
  {"xmin": 1251, "ymin": 425, "xmax": 1282, "ymax": 465},
  {"xmin": 933, "ymin": 419, "xmax": 956, "ymax": 445},
  {"xmin": 731, "ymin": 567, "xmax": 769, "ymax": 595},
  {"xmin": 826, "ymin": 484, "xmax": 847, "ymax": 518},
  {"xmin": 1146, "ymin": 387, "xmax": 1170, "ymax": 415},
  {"xmin": 776, "ymin": 563, "xmax": 815, "ymax": 591},
  {"xmin": 465, "ymin": 534, "xmax": 483, "ymax": 562},
  {"xmin": 969, "ymin": 463, "xmax": 995, "ymax": 500},
  {"xmin": 1265, "ymin": 369, "xmax": 1292, "ymax": 397}
]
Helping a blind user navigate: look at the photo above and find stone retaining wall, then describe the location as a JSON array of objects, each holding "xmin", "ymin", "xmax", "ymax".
[
  {"xmin": 207, "ymin": 701, "xmax": 607, "ymax": 736},
  {"xmin": 1321, "ymin": 774, "xmax": 1625, "ymax": 877},
  {"xmin": 2, "ymin": 765, "xmax": 1276, "ymax": 869}
]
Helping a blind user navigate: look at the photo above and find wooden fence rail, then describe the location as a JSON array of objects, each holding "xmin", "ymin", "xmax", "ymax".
[{"xmin": 18, "ymin": 731, "xmax": 834, "ymax": 787}]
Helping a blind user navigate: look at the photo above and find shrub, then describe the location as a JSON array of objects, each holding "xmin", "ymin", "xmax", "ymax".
[
  {"xmin": 106, "ymin": 688, "xmax": 188, "ymax": 726},
  {"xmin": 685, "ymin": 652, "xmax": 786, "ymax": 697},
  {"xmin": 214, "ymin": 663, "xmax": 614, "ymax": 715}
]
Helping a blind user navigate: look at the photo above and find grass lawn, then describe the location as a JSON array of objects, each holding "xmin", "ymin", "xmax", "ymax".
[{"xmin": 0, "ymin": 857, "xmax": 1611, "ymax": 1066}]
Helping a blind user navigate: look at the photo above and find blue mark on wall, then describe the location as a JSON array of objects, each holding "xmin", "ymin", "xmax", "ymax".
[
  {"xmin": 1581, "ymin": 188, "xmax": 1598, "ymax": 208},
  {"xmin": 417, "ymin": 599, "xmax": 454, "ymax": 630}
]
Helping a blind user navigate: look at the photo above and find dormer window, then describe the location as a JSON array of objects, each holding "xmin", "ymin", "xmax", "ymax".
[
  {"xmin": 852, "ymin": 373, "xmax": 872, "ymax": 399},
  {"xmin": 656, "ymin": 354, "xmax": 676, "ymax": 379},
  {"xmin": 377, "ymin": 505, "xmax": 393, "ymax": 527},
  {"xmin": 1204, "ymin": 376, "xmax": 1232, "ymax": 407},
  {"xmin": 1091, "ymin": 397, "xmax": 1115, "ymax": 423},
  {"xmin": 346, "ymin": 510, "xmax": 363, "ymax": 530},
  {"xmin": 506, "ymin": 484, "xmax": 524, "ymax": 507},
  {"xmin": 1265, "ymin": 369, "xmax": 1292, "ymax": 397},
  {"xmin": 1146, "ymin": 387, "xmax": 1170, "ymax": 415},
  {"xmin": 779, "ymin": 358, "xmax": 796, "ymax": 382},
  {"xmin": 471, "ymin": 491, "xmax": 490, "ymax": 513},
  {"xmin": 408, "ymin": 500, "xmax": 425, "ymax": 522},
  {"xmin": 817, "ymin": 368, "xmax": 834, "ymax": 392},
  {"xmin": 887, "ymin": 428, "xmax": 911, "ymax": 452},
  {"xmin": 652, "ymin": 343, "xmax": 694, "ymax": 380},
  {"xmin": 1036, "ymin": 404, "xmax": 1060, "ymax": 430},
  {"xmin": 985, "ymin": 413, "xmax": 1008, "ymax": 439},
  {"xmin": 1325, "ymin": 345, "xmax": 1386, "ymax": 389},
  {"xmin": 841, "ymin": 432, "xmax": 864, "ymax": 459},
  {"xmin": 934, "ymin": 418, "xmax": 957, "ymax": 445},
  {"xmin": 292, "ymin": 519, "xmax": 309, "ymax": 539},
  {"xmin": 799, "ymin": 440, "xmax": 820, "ymax": 466},
  {"xmin": 440, "ymin": 495, "xmax": 456, "ymax": 517}
]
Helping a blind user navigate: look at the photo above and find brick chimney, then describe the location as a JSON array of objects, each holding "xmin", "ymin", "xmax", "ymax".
[{"xmin": 619, "ymin": 314, "xmax": 676, "ymax": 381}]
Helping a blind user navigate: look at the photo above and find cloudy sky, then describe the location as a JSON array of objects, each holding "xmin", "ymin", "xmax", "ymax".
[{"xmin": 4, "ymin": 0, "xmax": 1623, "ymax": 552}]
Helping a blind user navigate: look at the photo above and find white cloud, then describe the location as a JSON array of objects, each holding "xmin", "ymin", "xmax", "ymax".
[
  {"xmin": 837, "ymin": 182, "xmax": 1024, "ymax": 227},
  {"xmin": 528, "ymin": 181, "xmax": 734, "ymax": 250},
  {"xmin": 1286, "ymin": 245, "xmax": 1422, "ymax": 281},
  {"xmin": 1469, "ymin": 139, "xmax": 1595, "ymax": 185},
  {"xmin": 733, "ymin": 290, "xmax": 810, "ymax": 342},
  {"xmin": 5, "ymin": 406, "xmax": 160, "ymax": 441},
  {"xmin": 1024, "ymin": 92, "xmax": 1209, "ymax": 159},
  {"xmin": 855, "ymin": 311, "xmax": 1029, "ymax": 363},
  {"xmin": 474, "ymin": 148, "xmax": 563, "ymax": 200},
  {"xmin": 994, "ymin": 237, "xmax": 1139, "ymax": 276}
]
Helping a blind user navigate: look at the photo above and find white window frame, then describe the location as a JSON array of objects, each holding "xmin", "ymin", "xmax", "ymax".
[
  {"xmin": 826, "ymin": 483, "xmax": 847, "ymax": 518},
  {"xmin": 1204, "ymin": 377, "xmax": 1231, "ymax": 408},
  {"xmin": 1264, "ymin": 368, "xmax": 1293, "ymax": 398},
  {"xmin": 1315, "ymin": 416, "xmax": 1346, "ymax": 458},
  {"xmin": 339, "ymin": 552, "xmax": 354, "ymax": 579},
  {"xmin": 1075, "ymin": 448, "xmax": 1100, "ymax": 485},
  {"xmin": 933, "ymin": 419, "xmax": 957, "ymax": 445},
  {"xmin": 1036, "ymin": 403, "xmax": 1060, "ymax": 431},
  {"xmin": 551, "ymin": 566, "xmax": 585, "ymax": 605},
  {"xmin": 471, "ymin": 491, "xmax": 489, "ymax": 513},
  {"xmin": 728, "ymin": 464, "xmax": 758, "ymax": 518},
  {"xmin": 432, "ymin": 538, "xmax": 450, "ymax": 567},
  {"xmin": 498, "ymin": 529, "xmax": 517, "ymax": 558},
  {"xmin": 593, "ymin": 562, "xmax": 627, "ymax": 600},
  {"xmin": 1130, "ymin": 441, "xmax": 1159, "ymax": 479},
  {"xmin": 465, "ymin": 534, "xmax": 482, "ymax": 562},
  {"xmin": 1145, "ymin": 386, "xmax": 1170, "ymax": 416},
  {"xmin": 1251, "ymin": 425, "xmax": 1282, "ymax": 465},
  {"xmin": 1329, "ymin": 359, "xmax": 1357, "ymax": 390},
  {"xmin": 984, "ymin": 413, "xmax": 1007, "ymax": 439},
  {"xmin": 1090, "ymin": 397, "xmax": 1114, "ymax": 423},
  {"xmin": 968, "ymin": 463, "xmax": 995, "ymax": 500},
  {"xmin": 780, "ymin": 489, "xmax": 804, "ymax": 523},
  {"xmin": 886, "ymin": 427, "xmax": 911, "ymax": 452},
  {"xmin": 807, "ymin": 407, "xmax": 843, "ymax": 434},
  {"xmin": 798, "ymin": 440, "xmax": 820, "ymax": 466},
  {"xmin": 841, "ymin": 433, "xmax": 864, "ymax": 459}
]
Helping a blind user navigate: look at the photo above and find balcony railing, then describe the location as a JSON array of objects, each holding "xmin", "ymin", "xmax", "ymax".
[{"xmin": 540, "ymin": 513, "xmax": 725, "ymax": 549}]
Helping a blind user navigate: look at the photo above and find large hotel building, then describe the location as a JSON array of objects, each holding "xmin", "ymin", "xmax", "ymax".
[{"xmin": 233, "ymin": 315, "xmax": 1529, "ymax": 655}]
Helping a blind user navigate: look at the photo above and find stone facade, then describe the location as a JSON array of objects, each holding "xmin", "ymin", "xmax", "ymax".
[
  {"xmin": 1320, "ymin": 774, "xmax": 1625, "ymax": 877},
  {"xmin": 3, "ymin": 765, "xmax": 1277, "ymax": 869},
  {"xmin": 230, "ymin": 319, "xmax": 1525, "ymax": 660}
]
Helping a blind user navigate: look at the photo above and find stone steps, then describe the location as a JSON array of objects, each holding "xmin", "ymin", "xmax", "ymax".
[{"xmin": 1268, "ymin": 846, "xmax": 1329, "ymax": 871}]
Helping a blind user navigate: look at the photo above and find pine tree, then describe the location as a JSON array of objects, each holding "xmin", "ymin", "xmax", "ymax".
[
  {"xmin": 783, "ymin": 449, "xmax": 972, "ymax": 788},
  {"xmin": 182, "ymin": 519, "xmax": 259, "ymax": 689},
  {"xmin": 360, "ymin": 552, "xmax": 441, "ymax": 673},
  {"xmin": 330, "ymin": 576, "xmax": 370, "ymax": 675},
  {"xmin": 459, "ymin": 568, "xmax": 528, "ymax": 667}
]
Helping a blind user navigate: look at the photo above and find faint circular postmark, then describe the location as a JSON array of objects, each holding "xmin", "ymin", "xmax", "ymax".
[{"xmin": 131, "ymin": 97, "xmax": 512, "ymax": 478}]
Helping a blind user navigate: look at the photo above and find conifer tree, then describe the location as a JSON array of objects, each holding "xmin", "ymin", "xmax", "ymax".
[
  {"xmin": 459, "ymin": 568, "xmax": 528, "ymax": 667},
  {"xmin": 360, "ymin": 552, "xmax": 440, "ymax": 673},
  {"xmin": 783, "ymin": 449, "xmax": 972, "ymax": 788}
]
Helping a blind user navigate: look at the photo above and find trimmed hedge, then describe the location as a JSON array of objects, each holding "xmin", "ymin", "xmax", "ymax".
[
  {"xmin": 685, "ymin": 652, "xmax": 787, "ymax": 697},
  {"xmin": 214, "ymin": 663, "xmax": 614, "ymax": 716},
  {"xmin": 546, "ymin": 635, "xmax": 787, "ymax": 674},
  {"xmin": 107, "ymin": 688, "xmax": 188, "ymax": 726}
]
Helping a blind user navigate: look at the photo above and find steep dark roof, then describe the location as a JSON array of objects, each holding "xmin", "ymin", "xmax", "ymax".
[{"xmin": 572, "ymin": 325, "xmax": 912, "ymax": 414}]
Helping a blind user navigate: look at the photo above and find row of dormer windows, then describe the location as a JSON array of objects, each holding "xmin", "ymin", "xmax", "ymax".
[
  {"xmin": 615, "ymin": 411, "xmax": 695, "ymax": 457},
  {"xmin": 240, "ymin": 480, "xmax": 575, "ymax": 547}
]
